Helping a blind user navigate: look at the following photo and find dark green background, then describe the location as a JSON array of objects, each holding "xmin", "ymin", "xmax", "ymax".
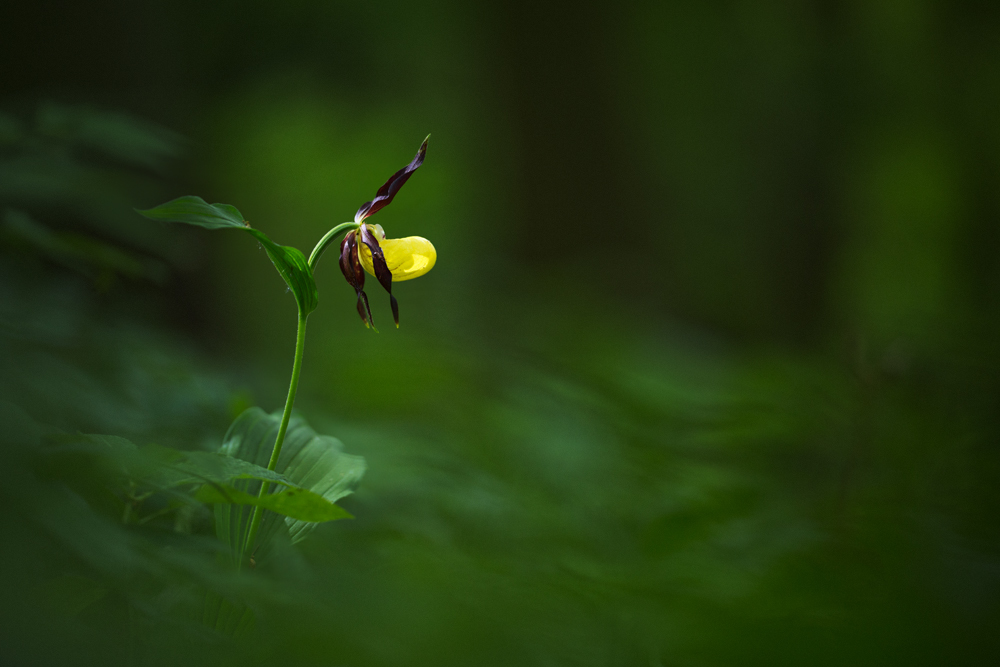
[{"xmin": 1, "ymin": 1, "xmax": 999, "ymax": 665}]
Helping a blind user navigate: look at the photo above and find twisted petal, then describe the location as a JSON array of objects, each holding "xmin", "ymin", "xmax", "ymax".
[
  {"xmin": 338, "ymin": 231, "xmax": 375, "ymax": 328},
  {"xmin": 359, "ymin": 236, "xmax": 436, "ymax": 282},
  {"xmin": 359, "ymin": 224, "xmax": 399, "ymax": 327},
  {"xmin": 354, "ymin": 136, "xmax": 428, "ymax": 223}
]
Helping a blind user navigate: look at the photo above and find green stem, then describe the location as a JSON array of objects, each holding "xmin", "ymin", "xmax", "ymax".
[
  {"xmin": 240, "ymin": 308, "xmax": 309, "ymax": 569},
  {"xmin": 308, "ymin": 221, "xmax": 358, "ymax": 271}
]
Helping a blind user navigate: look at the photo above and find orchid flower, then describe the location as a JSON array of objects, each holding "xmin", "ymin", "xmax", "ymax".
[{"xmin": 338, "ymin": 136, "xmax": 436, "ymax": 329}]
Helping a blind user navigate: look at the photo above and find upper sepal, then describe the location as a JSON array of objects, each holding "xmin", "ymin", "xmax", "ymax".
[{"xmin": 354, "ymin": 135, "xmax": 428, "ymax": 223}]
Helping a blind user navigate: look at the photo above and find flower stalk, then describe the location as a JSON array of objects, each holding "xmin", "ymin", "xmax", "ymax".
[
  {"xmin": 309, "ymin": 221, "xmax": 359, "ymax": 271},
  {"xmin": 233, "ymin": 136, "xmax": 434, "ymax": 569},
  {"xmin": 240, "ymin": 308, "xmax": 308, "ymax": 569}
]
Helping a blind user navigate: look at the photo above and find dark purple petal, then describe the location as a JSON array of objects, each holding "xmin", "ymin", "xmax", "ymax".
[
  {"xmin": 354, "ymin": 136, "xmax": 428, "ymax": 222},
  {"xmin": 359, "ymin": 225, "xmax": 401, "ymax": 328},
  {"xmin": 359, "ymin": 226, "xmax": 392, "ymax": 293},
  {"xmin": 338, "ymin": 232, "xmax": 361, "ymax": 289},
  {"xmin": 338, "ymin": 232, "xmax": 375, "ymax": 328},
  {"xmin": 357, "ymin": 291, "xmax": 375, "ymax": 330}
]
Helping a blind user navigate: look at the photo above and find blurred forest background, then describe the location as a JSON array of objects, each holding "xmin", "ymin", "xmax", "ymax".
[{"xmin": 2, "ymin": 1, "xmax": 999, "ymax": 665}]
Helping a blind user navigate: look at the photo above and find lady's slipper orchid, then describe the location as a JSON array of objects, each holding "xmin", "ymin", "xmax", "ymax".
[{"xmin": 339, "ymin": 136, "xmax": 436, "ymax": 329}]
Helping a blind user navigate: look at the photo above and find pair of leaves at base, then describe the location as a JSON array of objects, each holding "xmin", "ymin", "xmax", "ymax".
[
  {"xmin": 215, "ymin": 408, "xmax": 367, "ymax": 565},
  {"xmin": 71, "ymin": 433, "xmax": 351, "ymax": 523},
  {"xmin": 136, "ymin": 196, "xmax": 317, "ymax": 315}
]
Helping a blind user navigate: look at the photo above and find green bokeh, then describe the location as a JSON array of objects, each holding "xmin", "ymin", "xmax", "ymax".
[{"xmin": 1, "ymin": 1, "xmax": 999, "ymax": 665}]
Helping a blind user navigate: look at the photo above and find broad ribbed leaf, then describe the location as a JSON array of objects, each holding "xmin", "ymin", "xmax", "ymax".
[
  {"xmin": 195, "ymin": 484, "xmax": 352, "ymax": 522},
  {"xmin": 136, "ymin": 196, "xmax": 318, "ymax": 314},
  {"xmin": 215, "ymin": 407, "xmax": 366, "ymax": 563},
  {"xmin": 178, "ymin": 450, "xmax": 289, "ymax": 486},
  {"xmin": 69, "ymin": 435, "xmax": 291, "ymax": 489}
]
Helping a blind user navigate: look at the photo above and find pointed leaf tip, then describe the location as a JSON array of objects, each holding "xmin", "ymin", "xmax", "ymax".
[
  {"xmin": 136, "ymin": 195, "xmax": 246, "ymax": 230},
  {"xmin": 137, "ymin": 195, "xmax": 317, "ymax": 315}
]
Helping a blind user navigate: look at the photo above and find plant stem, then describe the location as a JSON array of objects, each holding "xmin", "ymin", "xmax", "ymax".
[
  {"xmin": 308, "ymin": 221, "xmax": 358, "ymax": 270},
  {"xmin": 240, "ymin": 308, "xmax": 309, "ymax": 568}
]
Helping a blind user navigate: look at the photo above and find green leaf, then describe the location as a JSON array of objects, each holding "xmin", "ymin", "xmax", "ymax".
[
  {"xmin": 245, "ymin": 233, "xmax": 318, "ymax": 315},
  {"xmin": 195, "ymin": 484, "xmax": 352, "ymax": 522},
  {"xmin": 55, "ymin": 432, "xmax": 352, "ymax": 540},
  {"xmin": 215, "ymin": 407, "xmax": 366, "ymax": 562},
  {"xmin": 177, "ymin": 450, "xmax": 290, "ymax": 486},
  {"xmin": 135, "ymin": 196, "xmax": 319, "ymax": 314},
  {"xmin": 135, "ymin": 195, "xmax": 246, "ymax": 230},
  {"xmin": 58, "ymin": 433, "xmax": 310, "ymax": 500}
]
